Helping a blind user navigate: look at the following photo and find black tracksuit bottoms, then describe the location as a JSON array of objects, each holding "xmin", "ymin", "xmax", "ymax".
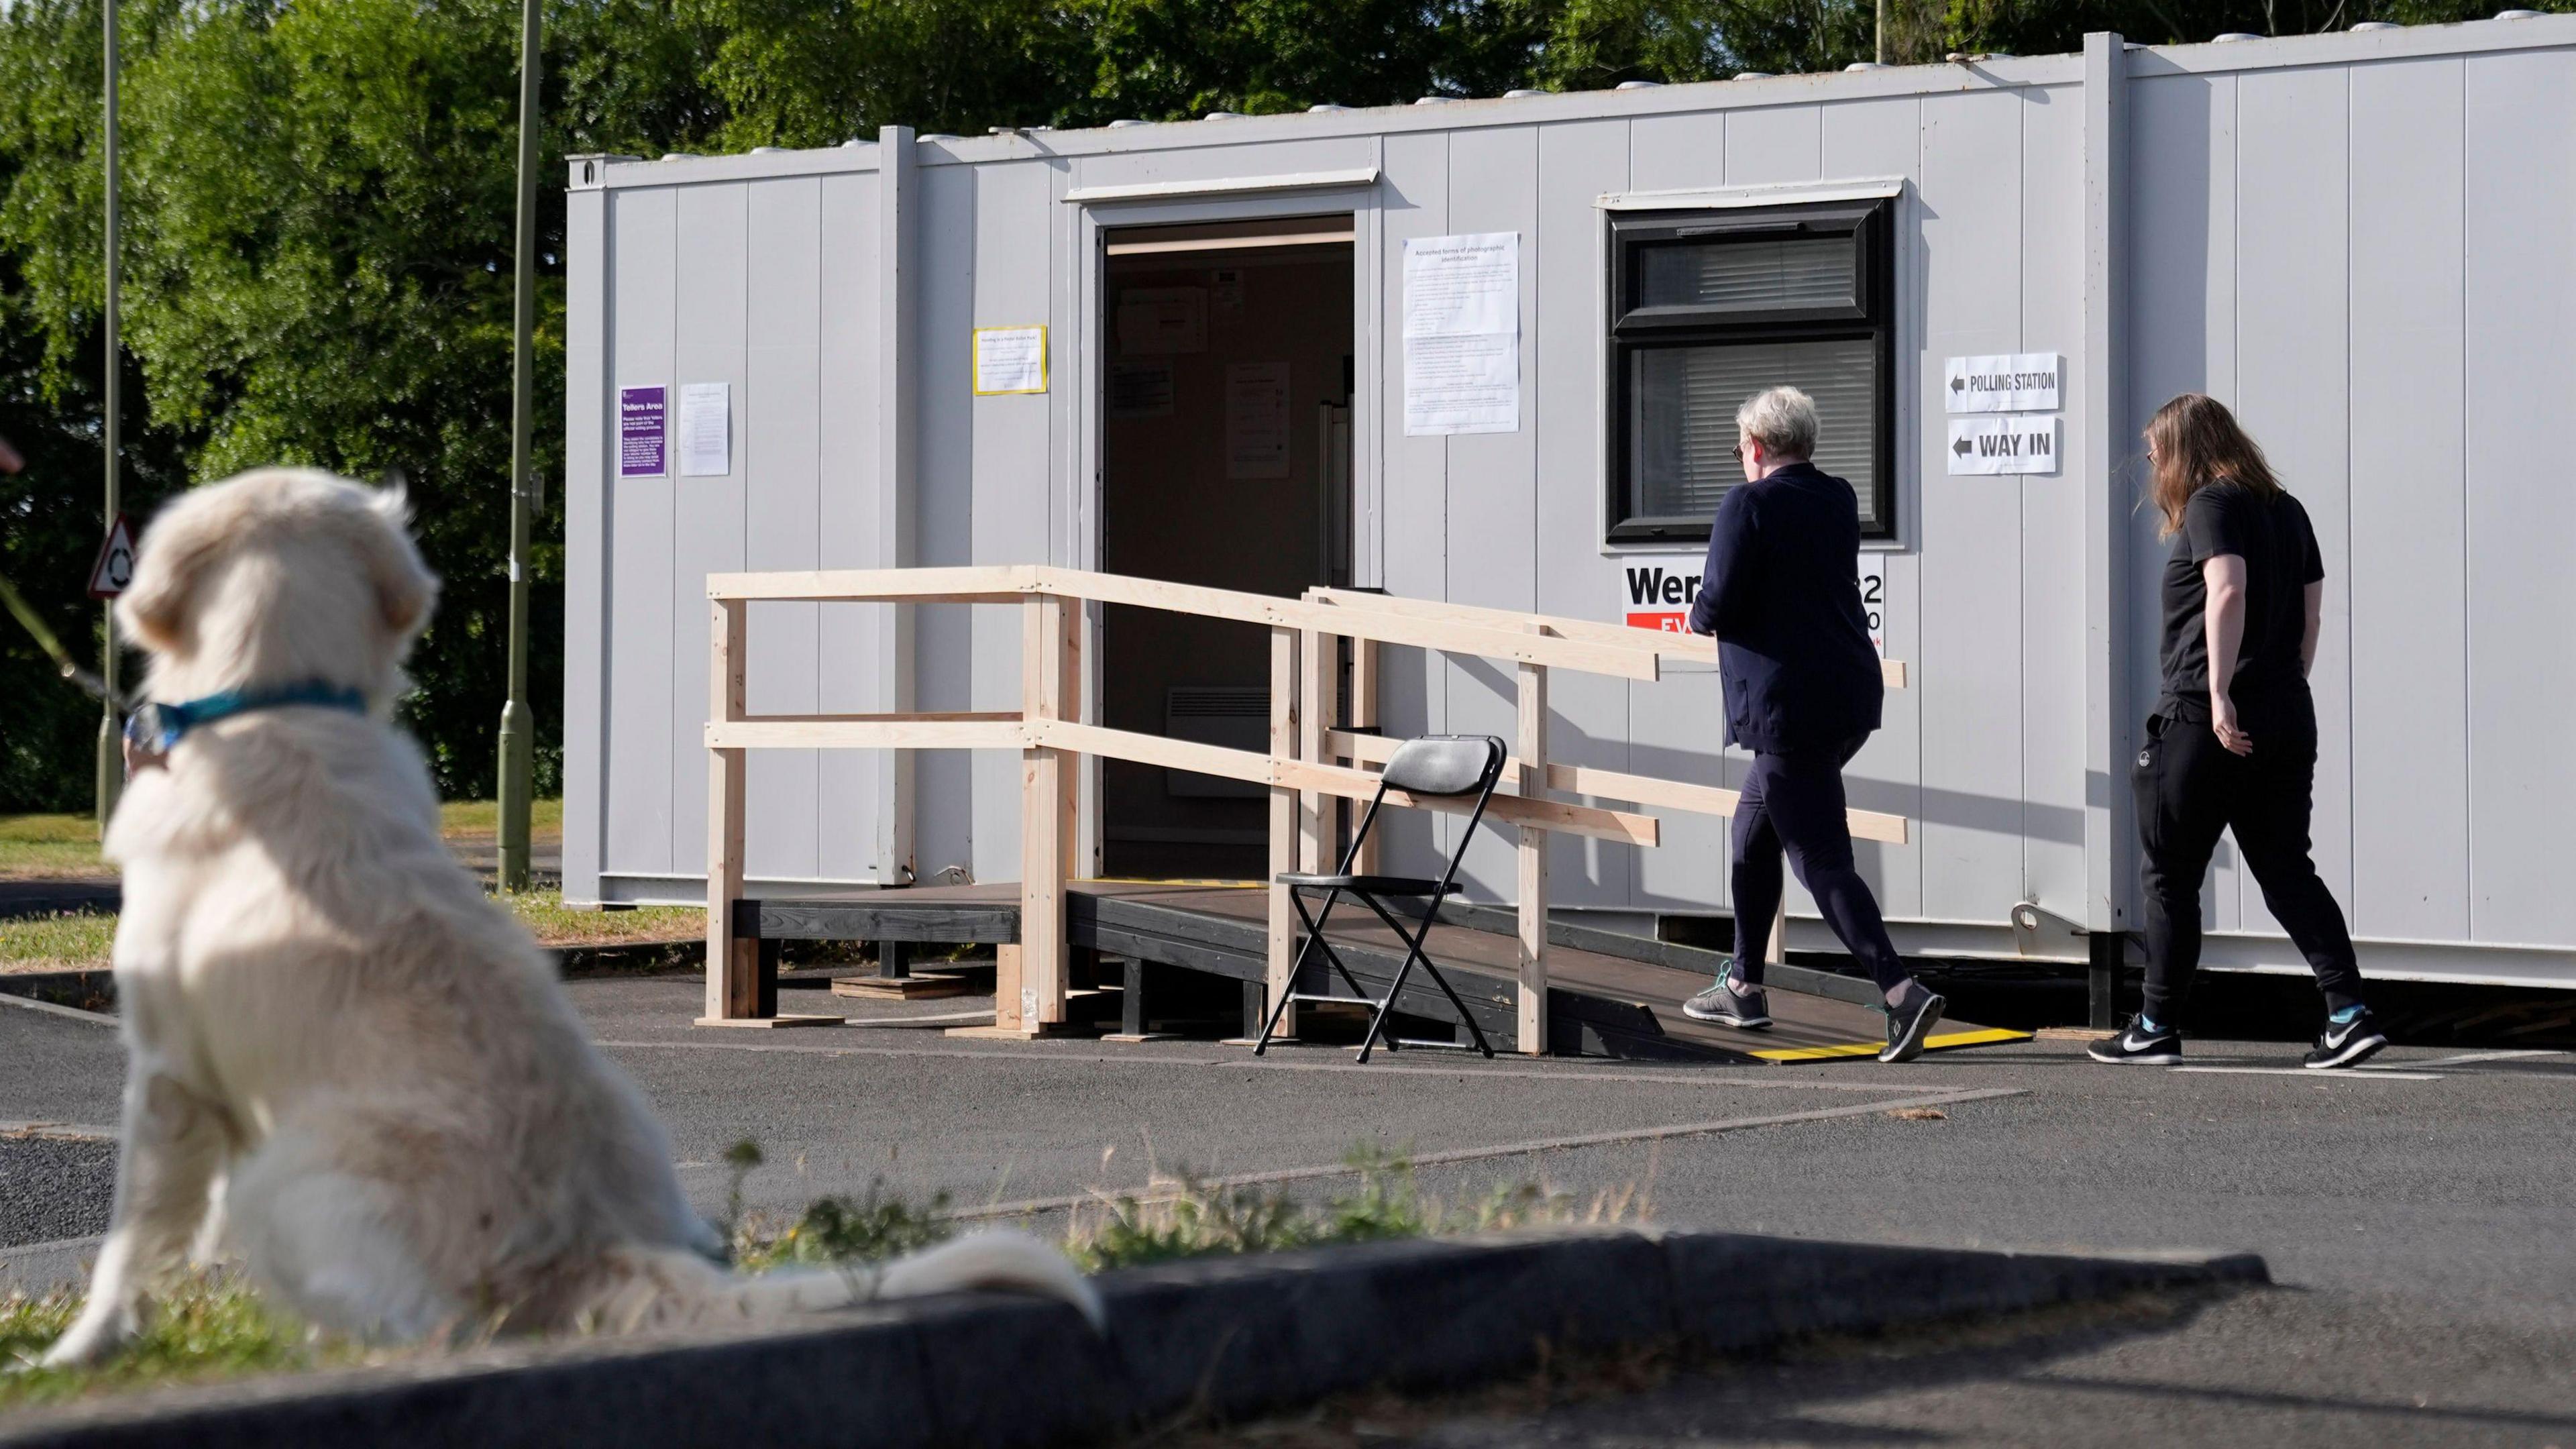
[
  {"xmin": 2134, "ymin": 692, "xmax": 2366, "ymax": 1024},
  {"xmin": 1730, "ymin": 737, "xmax": 1911, "ymax": 993}
]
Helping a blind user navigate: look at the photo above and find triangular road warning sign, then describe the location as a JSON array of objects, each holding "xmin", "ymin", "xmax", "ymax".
[{"xmin": 89, "ymin": 513, "xmax": 137, "ymax": 599}]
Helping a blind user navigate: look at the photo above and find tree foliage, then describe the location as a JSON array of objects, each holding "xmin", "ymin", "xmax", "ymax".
[{"xmin": 1, "ymin": 0, "xmax": 2562, "ymax": 808}]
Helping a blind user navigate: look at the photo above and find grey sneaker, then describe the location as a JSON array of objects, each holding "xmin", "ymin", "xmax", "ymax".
[
  {"xmin": 1879, "ymin": 979, "xmax": 1946, "ymax": 1063},
  {"xmin": 1681, "ymin": 961, "xmax": 1772, "ymax": 1030}
]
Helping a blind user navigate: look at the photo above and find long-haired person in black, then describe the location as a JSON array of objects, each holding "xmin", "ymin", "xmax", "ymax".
[{"xmin": 2092, "ymin": 394, "xmax": 2385, "ymax": 1070}]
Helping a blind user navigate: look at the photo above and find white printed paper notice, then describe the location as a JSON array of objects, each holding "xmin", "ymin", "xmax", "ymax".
[
  {"xmin": 973, "ymin": 325, "xmax": 1047, "ymax": 395},
  {"xmin": 1943, "ymin": 353, "xmax": 2062, "ymax": 413},
  {"xmin": 1947, "ymin": 415, "xmax": 2060, "ymax": 475},
  {"xmin": 1856, "ymin": 555, "xmax": 1887, "ymax": 657},
  {"xmin": 1225, "ymin": 362, "xmax": 1291, "ymax": 480},
  {"xmin": 1403, "ymin": 232, "xmax": 1520, "ymax": 435},
  {"xmin": 678, "ymin": 382, "xmax": 731, "ymax": 477}
]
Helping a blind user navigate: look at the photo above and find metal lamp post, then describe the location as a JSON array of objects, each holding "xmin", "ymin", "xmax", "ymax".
[
  {"xmin": 496, "ymin": 0, "xmax": 540, "ymax": 892},
  {"xmin": 96, "ymin": 0, "xmax": 121, "ymax": 833}
]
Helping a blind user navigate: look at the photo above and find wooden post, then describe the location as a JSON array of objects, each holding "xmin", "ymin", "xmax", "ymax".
[
  {"xmin": 1016, "ymin": 594, "xmax": 1073, "ymax": 1032},
  {"xmin": 1265, "ymin": 626, "xmax": 1299, "ymax": 1042},
  {"xmin": 1350, "ymin": 637, "xmax": 1380, "ymax": 877},
  {"xmin": 1298, "ymin": 628, "xmax": 1330, "ymax": 875},
  {"xmin": 702, "ymin": 598, "xmax": 760, "ymax": 1022},
  {"xmin": 1515, "ymin": 643, "xmax": 1548, "ymax": 1056}
]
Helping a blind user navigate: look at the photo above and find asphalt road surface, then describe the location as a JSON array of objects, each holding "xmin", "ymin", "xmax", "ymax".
[{"xmin": 3, "ymin": 975, "xmax": 2570, "ymax": 1444}]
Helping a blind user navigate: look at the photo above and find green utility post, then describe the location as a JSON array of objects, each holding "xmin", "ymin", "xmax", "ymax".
[
  {"xmin": 495, "ymin": 0, "xmax": 540, "ymax": 892},
  {"xmin": 95, "ymin": 0, "xmax": 121, "ymax": 834},
  {"xmin": 1876, "ymin": 0, "xmax": 1890, "ymax": 64}
]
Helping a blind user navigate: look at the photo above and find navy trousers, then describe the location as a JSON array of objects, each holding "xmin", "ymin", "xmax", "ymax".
[{"xmin": 1729, "ymin": 737, "xmax": 1911, "ymax": 992}]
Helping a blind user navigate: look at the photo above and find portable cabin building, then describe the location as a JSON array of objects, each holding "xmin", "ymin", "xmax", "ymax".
[{"xmin": 563, "ymin": 17, "xmax": 2576, "ymax": 992}]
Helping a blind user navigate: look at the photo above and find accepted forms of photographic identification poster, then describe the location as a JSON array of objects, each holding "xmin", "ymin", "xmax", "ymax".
[
  {"xmin": 678, "ymin": 382, "xmax": 731, "ymax": 478},
  {"xmin": 1224, "ymin": 361, "xmax": 1291, "ymax": 480},
  {"xmin": 1108, "ymin": 360, "xmax": 1174, "ymax": 419},
  {"xmin": 1116, "ymin": 287, "xmax": 1208, "ymax": 354},
  {"xmin": 972, "ymin": 325, "xmax": 1048, "ymax": 396},
  {"xmin": 1403, "ymin": 232, "xmax": 1520, "ymax": 435}
]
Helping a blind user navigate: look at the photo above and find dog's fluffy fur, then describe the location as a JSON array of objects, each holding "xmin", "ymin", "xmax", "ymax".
[{"xmin": 42, "ymin": 468, "xmax": 1098, "ymax": 1366}]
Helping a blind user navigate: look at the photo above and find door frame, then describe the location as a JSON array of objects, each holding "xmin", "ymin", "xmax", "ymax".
[{"xmin": 1068, "ymin": 184, "xmax": 1381, "ymax": 878}]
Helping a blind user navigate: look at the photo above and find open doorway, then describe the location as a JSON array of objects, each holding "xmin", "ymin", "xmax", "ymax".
[{"xmin": 1099, "ymin": 217, "xmax": 1355, "ymax": 880}]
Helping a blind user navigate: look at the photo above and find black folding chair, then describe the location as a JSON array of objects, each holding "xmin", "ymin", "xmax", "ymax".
[{"xmin": 1254, "ymin": 734, "xmax": 1506, "ymax": 1063}]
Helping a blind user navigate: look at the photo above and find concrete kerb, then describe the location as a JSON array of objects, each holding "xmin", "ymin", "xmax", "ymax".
[
  {"xmin": 0, "ymin": 1228, "xmax": 2269, "ymax": 1449},
  {"xmin": 0, "ymin": 941, "xmax": 705, "ymax": 1020}
]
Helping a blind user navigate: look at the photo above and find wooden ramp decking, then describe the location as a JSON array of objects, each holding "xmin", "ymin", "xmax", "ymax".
[{"xmin": 743, "ymin": 881, "xmax": 2030, "ymax": 1065}]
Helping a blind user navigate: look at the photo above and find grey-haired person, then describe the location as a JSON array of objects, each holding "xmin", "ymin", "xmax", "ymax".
[{"xmin": 1679, "ymin": 386, "xmax": 1946, "ymax": 1064}]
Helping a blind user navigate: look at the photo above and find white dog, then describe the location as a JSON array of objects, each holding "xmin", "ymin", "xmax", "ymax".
[{"xmin": 42, "ymin": 468, "xmax": 1097, "ymax": 1366}]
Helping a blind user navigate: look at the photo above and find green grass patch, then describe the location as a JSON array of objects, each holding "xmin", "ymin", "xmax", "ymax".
[
  {"xmin": 0, "ymin": 815, "xmax": 107, "ymax": 880},
  {"xmin": 2, "ymin": 1146, "xmax": 1635, "ymax": 1411},
  {"xmin": 0, "ymin": 1275, "xmax": 360, "ymax": 1413},
  {"xmin": 436, "ymin": 798, "xmax": 564, "ymax": 839},
  {"xmin": 0, "ymin": 910, "xmax": 115, "ymax": 975},
  {"xmin": 500, "ymin": 891, "xmax": 702, "ymax": 947}
]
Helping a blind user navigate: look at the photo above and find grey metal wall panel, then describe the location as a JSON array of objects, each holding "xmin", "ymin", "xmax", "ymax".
[
  {"xmin": 914, "ymin": 162, "xmax": 977, "ymax": 883},
  {"xmin": 1722, "ymin": 105, "xmax": 1821, "ymax": 183},
  {"xmin": 2019, "ymin": 87, "xmax": 2090, "ymax": 916},
  {"xmin": 2231, "ymin": 66, "xmax": 2351, "ymax": 932},
  {"xmin": 668, "ymin": 182, "xmax": 752, "ymax": 879},
  {"xmin": 604, "ymin": 187, "xmax": 678, "ymax": 878},
  {"xmin": 1825, "ymin": 95, "xmax": 1929, "ymax": 920},
  {"xmin": 1374, "ymin": 129, "xmax": 1449, "ymax": 879},
  {"xmin": 1067, "ymin": 134, "xmax": 1375, "ymax": 193},
  {"xmin": 1915, "ymin": 89, "xmax": 2028, "ymax": 924},
  {"xmin": 816, "ymin": 170, "xmax": 883, "ymax": 881},
  {"xmin": 1627, "ymin": 109, "xmax": 1725, "ymax": 190},
  {"xmin": 1534, "ymin": 117, "xmax": 1635, "ymax": 910},
  {"xmin": 969, "ymin": 160, "xmax": 1056, "ymax": 885},
  {"xmin": 562, "ymin": 183, "xmax": 606, "ymax": 902},
  {"xmin": 2347, "ymin": 58, "xmax": 2469, "ymax": 941},
  {"xmin": 2128, "ymin": 70, "xmax": 2243, "ymax": 931},
  {"xmin": 2463, "ymin": 48, "xmax": 2576, "ymax": 945},
  {"xmin": 743, "ymin": 176, "xmax": 824, "ymax": 882},
  {"xmin": 1442, "ymin": 124, "xmax": 1540, "ymax": 901}
]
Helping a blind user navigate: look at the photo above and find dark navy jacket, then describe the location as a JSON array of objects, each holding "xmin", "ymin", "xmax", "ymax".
[{"xmin": 1684, "ymin": 461, "xmax": 1884, "ymax": 754}]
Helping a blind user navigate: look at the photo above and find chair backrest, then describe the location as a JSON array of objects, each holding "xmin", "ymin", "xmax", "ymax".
[{"xmin": 1381, "ymin": 735, "xmax": 1505, "ymax": 797}]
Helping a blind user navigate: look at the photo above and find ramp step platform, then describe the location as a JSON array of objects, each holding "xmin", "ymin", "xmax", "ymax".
[{"xmin": 742, "ymin": 881, "xmax": 2030, "ymax": 1065}]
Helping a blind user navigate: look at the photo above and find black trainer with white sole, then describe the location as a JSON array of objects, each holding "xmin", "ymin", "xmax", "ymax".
[
  {"xmin": 2302, "ymin": 1009, "xmax": 2389, "ymax": 1070},
  {"xmin": 2088, "ymin": 1016, "xmax": 2183, "ymax": 1065},
  {"xmin": 1878, "ymin": 983, "xmax": 1945, "ymax": 1064},
  {"xmin": 1681, "ymin": 961, "xmax": 1772, "ymax": 1030}
]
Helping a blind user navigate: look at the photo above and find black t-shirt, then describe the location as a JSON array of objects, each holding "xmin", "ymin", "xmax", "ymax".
[{"xmin": 2159, "ymin": 482, "xmax": 2324, "ymax": 712}]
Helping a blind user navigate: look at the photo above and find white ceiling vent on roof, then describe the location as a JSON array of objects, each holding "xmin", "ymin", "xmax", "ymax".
[
  {"xmin": 2496, "ymin": 8, "xmax": 2544, "ymax": 17},
  {"xmin": 2212, "ymin": 31, "xmax": 2263, "ymax": 40},
  {"xmin": 1414, "ymin": 96, "xmax": 1453, "ymax": 105},
  {"xmin": 1615, "ymin": 79, "xmax": 1662, "ymax": 90},
  {"xmin": 1110, "ymin": 118, "xmax": 1148, "ymax": 127},
  {"xmin": 2351, "ymin": 19, "xmax": 2402, "ymax": 28},
  {"xmin": 1845, "ymin": 62, "xmax": 1888, "ymax": 70},
  {"xmin": 1734, "ymin": 70, "xmax": 1775, "ymax": 79},
  {"xmin": 1504, "ymin": 89, "xmax": 1548, "ymax": 97},
  {"xmin": 1205, "ymin": 111, "xmax": 1245, "ymax": 120}
]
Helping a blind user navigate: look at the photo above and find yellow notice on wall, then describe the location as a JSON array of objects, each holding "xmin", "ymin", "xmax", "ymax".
[{"xmin": 973, "ymin": 325, "xmax": 1048, "ymax": 395}]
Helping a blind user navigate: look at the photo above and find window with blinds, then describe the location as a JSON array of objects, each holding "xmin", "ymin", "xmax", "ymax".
[{"xmin": 1607, "ymin": 200, "xmax": 1894, "ymax": 543}]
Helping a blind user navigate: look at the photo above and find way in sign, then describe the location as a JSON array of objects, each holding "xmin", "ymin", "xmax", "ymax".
[{"xmin": 1946, "ymin": 415, "xmax": 2061, "ymax": 476}]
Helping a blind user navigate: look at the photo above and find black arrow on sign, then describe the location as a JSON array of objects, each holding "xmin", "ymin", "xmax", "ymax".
[
  {"xmin": 1951, "ymin": 435, "xmax": 1974, "ymax": 457},
  {"xmin": 1949, "ymin": 374, "xmax": 1966, "ymax": 393}
]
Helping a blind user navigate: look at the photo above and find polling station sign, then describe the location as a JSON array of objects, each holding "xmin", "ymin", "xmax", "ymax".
[{"xmin": 1943, "ymin": 353, "xmax": 2061, "ymax": 413}]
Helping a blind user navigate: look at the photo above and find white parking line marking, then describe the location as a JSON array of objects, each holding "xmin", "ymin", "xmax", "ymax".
[
  {"xmin": 2170, "ymin": 1066, "xmax": 2443, "ymax": 1080},
  {"xmin": 2387, "ymin": 1049, "xmax": 2564, "ymax": 1069}
]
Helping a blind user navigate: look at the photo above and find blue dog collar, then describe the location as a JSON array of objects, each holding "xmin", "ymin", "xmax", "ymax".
[{"xmin": 125, "ymin": 680, "xmax": 369, "ymax": 754}]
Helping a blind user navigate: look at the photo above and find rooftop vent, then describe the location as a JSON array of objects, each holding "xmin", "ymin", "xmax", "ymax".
[
  {"xmin": 1109, "ymin": 118, "xmax": 1148, "ymax": 127},
  {"xmin": 751, "ymin": 146, "xmax": 787, "ymax": 154},
  {"xmin": 659, "ymin": 152, "xmax": 697, "ymax": 161},
  {"xmin": 1413, "ymin": 96, "xmax": 1453, "ymax": 105},
  {"xmin": 840, "ymin": 138, "xmax": 867, "ymax": 148},
  {"xmin": 919, "ymin": 133, "xmax": 959, "ymax": 142},
  {"xmin": 2496, "ymin": 7, "xmax": 2543, "ymax": 16},
  {"xmin": 1204, "ymin": 111, "xmax": 1244, "ymax": 120},
  {"xmin": 2351, "ymin": 19, "xmax": 2402, "ymax": 27},
  {"xmin": 1735, "ymin": 70, "xmax": 1774, "ymax": 79},
  {"xmin": 2212, "ymin": 31, "xmax": 2263, "ymax": 41},
  {"xmin": 1504, "ymin": 88, "xmax": 1548, "ymax": 97},
  {"xmin": 1845, "ymin": 61, "xmax": 1888, "ymax": 70},
  {"xmin": 1307, "ymin": 103, "xmax": 1349, "ymax": 113},
  {"xmin": 1615, "ymin": 79, "xmax": 1662, "ymax": 91}
]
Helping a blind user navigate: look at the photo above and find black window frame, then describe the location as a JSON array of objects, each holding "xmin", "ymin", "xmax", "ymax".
[{"xmin": 1605, "ymin": 198, "xmax": 1897, "ymax": 545}]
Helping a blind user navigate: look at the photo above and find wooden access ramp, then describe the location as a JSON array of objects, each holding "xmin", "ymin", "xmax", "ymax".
[{"xmin": 739, "ymin": 881, "xmax": 2031, "ymax": 1065}]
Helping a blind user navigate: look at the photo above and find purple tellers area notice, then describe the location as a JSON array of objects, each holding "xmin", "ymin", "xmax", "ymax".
[{"xmin": 619, "ymin": 386, "xmax": 667, "ymax": 478}]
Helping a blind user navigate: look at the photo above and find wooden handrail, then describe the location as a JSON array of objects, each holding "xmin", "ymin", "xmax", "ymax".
[
  {"xmin": 1304, "ymin": 585, "xmax": 1910, "ymax": 690},
  {"xmin": 702, "ymin": 564, "xmax": 1919, "ymax": 1057}
]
